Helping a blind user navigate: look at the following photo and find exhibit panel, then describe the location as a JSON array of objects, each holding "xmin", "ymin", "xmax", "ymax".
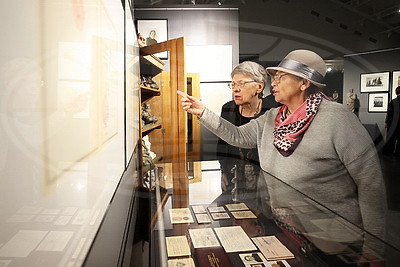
[
  {"xmin": 0, "ymin": 0, "xmax": 128, "ymax": 266},
  {"xmin": 149, "ymin": 163, "xmax": 400, "ymax": 266}
]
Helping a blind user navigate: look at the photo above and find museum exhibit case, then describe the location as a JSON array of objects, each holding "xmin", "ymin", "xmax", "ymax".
[{"xmin": 147, "ymin": 161, "xmax": 400, "ymax": 267}]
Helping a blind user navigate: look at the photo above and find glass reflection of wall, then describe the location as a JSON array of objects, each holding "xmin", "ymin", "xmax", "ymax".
[{"xmin": 0, "ymin": 0, "xmax": 126, "ymax": 265}]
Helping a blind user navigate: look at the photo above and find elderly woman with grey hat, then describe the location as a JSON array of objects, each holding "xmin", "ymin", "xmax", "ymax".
[{"xmin": 177, "ymin": 50, "xmax": 386, "ymax": 259}]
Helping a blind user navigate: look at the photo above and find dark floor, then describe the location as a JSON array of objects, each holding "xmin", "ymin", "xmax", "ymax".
[{"xmin": 379, "ymin": 153, "xmax": 400, "ymax": 250}]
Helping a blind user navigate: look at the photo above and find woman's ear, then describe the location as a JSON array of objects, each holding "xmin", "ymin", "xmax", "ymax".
[
  {"xmin": 300, "ymin": 79, "xmax": 311, "ymax": 92},
  {"xmin": 257, "ymin": 81, "xmax": 265, "ymax": 94}
]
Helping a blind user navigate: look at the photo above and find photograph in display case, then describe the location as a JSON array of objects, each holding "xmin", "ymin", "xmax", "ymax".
[
  {"xmin": 391, "ymin": 71, "xmax": 400, "ymax": 99},
  {"xmin": 137, "ymin": 19, "xmax": 168, "ymax": 59},
  {"xmin": 360, "ymin": 72, "xmax": 389, "ymax": 93},
  {"xmin": 368, "ymin": 93, "xmax": 389, "ymax": 113}
]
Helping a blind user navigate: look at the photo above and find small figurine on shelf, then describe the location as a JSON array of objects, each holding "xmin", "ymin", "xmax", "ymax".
[
  {"xmin": 140, "ymin": 75, "xmax": 151, "ymax": 88},
  {"xmin": 142, "ymin": 135, "xmax": 156, "ymax": 166},
  {"xmin": 142, "ymin": 103, "xmax": 158, "ymax": 125},
  {"xmin": 140, "ymin": 75, "xmax": 159, "ymax": 90},
  {"xmin": 148, "ymin": 76, "xmax": 159, "ymax": 89},
  {"xmin": 137, "ymin": 33, "xmax": 146, "ymax": 47}
]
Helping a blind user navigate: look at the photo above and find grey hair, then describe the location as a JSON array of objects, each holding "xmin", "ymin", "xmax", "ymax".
[{"xmin": 231, "ymin": 61, "xmax": 267, "ymax": 89}]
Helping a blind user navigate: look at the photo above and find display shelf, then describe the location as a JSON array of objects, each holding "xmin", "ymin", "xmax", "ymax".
[
  {"xmin": 141, "ymin": 86, "xmax": 161, "ymax": 102},
  {"xmin": 142, "ymin": 122, "xmax": 162, "ymax": 136},
  {"xmin": 140, "ymin": 54, "xmax": 164, "ymax": 76}
]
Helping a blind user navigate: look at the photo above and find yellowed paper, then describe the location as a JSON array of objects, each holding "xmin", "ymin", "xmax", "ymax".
[
  {"xmin": 192, "ymin": 205, "xmax": 207, "ymax": 214},
  {"xmin": 167, "ymin": 258, "xmax": 196, "ymax": 267},
  {"xmin": 169, "ymin": 208, "xmax": 194, "ymax": 224},
  {"xmin": 252, "ymin": 236, "xmax": 295, "ymax": 260},
  {"xmin": 211, "ymin": 212, "xmax": 230, "ymax": 220},
  {"xmin": 207, "ymin": 206, "xmax": 226, "ymax": 213},
  {"xmin": 195, "ymin": 213, "xmax": 211, "ymax": 224},
  {"xmin": 231, "ymin": 210, "xmax": 257, "ymax": 219},
  {"xmin": 225, "ymin": 203, "xmax": 249, "ymax": 211},
  {"xmin": 165, "ymin": 236, "xmax": 191, "ymax": 257}
]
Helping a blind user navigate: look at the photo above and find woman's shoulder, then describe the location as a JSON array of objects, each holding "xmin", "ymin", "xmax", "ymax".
[
  {"xmin": 320, "ymin": 98, "xmax": 350, "ymax": 113},
  {"xmin": 318, "ymin": 99, "xmax": 360, "ymax": 124}
]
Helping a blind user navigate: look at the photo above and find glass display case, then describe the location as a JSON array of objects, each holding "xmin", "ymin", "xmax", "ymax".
[{"xmin": 147, "ymin": 161, "xmax": 400, "ymax": 267}]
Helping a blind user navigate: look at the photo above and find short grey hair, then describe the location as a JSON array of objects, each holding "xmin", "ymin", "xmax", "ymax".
[{"xmin": 231, "ymin": 61, "xmax": 267, "ymax": 89}]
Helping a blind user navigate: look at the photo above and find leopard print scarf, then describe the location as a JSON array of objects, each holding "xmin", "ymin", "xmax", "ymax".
[{"xmin": 273, "ymin": 92, "xmax": 328, "ymax": 156}]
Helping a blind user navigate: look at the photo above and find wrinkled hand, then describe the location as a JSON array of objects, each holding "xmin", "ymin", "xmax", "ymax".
[{"xmin": 177, "ymin": 90, "xmax": 205, "ymax": 117}]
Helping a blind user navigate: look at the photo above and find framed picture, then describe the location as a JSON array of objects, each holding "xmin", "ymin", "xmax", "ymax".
[
  {"xmin": 368, "ymin": 93, "xmax": 388, "ymax": 113},
  {"xmin": 137, "ymin": 19, "xmax": 168, "ymax": 59},
  {"xmin": 360, "ymin": 72, "xmax": 389, "ymax": 93},
  {"xmin": 391, "ymin": 71, "xmax": 400, "ymax": 99}
]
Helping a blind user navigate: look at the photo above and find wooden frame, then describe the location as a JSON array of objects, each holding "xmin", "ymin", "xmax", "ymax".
[
  {"xmin": 391, "ymin": 70, "xmax": 400, "ymax": 100},
  {"xmin": 360, "ymin": 72, "xmax": 389, "ymax": 93},
  {"xmin": 368, "ymin": 93, "xmax": 388, "ymax": 113},
  {"xmin": 137, "ymin": 19, "xmax": 168, "ymax": 59},
  {"xmin": 140, "ymin": 38, "xmax": 188, "ymax": 208}
]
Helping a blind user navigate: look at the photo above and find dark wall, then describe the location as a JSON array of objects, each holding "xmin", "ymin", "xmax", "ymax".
[{"xmin": 343, "ymin": 47, "xmax": 400, "ymax": 150}]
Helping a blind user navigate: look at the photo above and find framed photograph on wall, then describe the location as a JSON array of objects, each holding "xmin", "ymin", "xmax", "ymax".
[
  {"xmin": 368, "ymin": 93, "xmax": 388, "ymax": 113},
  {"xmin": 137, "ymin": 19, "xmax": 168, "ymax": 59},
  {"xmin": 360, "ymin": 72, "xmax": 389, "ymax": 93},
  {"xmin": 391, "ymin": 71, "xmax": 400, "ymax": 99}
]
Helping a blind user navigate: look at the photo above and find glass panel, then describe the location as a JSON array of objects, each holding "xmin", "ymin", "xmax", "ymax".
[
  {"xmin": 0, "ymin": 1, "xmax": 125, "ymax": 265},
  {"xmin": 150, "ymin": 161, "xmax": 400, "ymax": 266}
]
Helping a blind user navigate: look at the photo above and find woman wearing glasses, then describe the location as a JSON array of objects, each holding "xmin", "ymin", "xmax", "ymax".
[
  {"xmin": 178, "ymin": 49, "xmax": 386, "ymax": 261},
  {"xmin": 217, "ymin": 61, "xmax": 280, "ymax": 196}
]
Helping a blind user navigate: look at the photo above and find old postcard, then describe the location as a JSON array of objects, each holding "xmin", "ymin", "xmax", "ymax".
[
  {"xmin": 211, "ymin": 212, "xmax": 230, "ymax": 220},
  {"xmin": 167, "ymin": 258, "xmax": 195, "ymax": 267},
  {"xmin": 195, "ymin": 213, "xmax": 211, "ymax": 224},
  {"xmin": 207, "ymin": 206, "xmax": 226, "ymax": 213},
  {"xmin": 214, "ymin": 226, "xmax": 257, "ymax": 253},
  {"xmin": 165, "ymin": 236, "xmax": 191, "ymax": 257},
  {"xmin": 169, "ymin": 208, "xmax": 194, "ymax": 224},
  {"xmin": 188, "ymin": 228, "xmax": 220, "ymax": 248},
  {"xmin": 192, "ymin": 205, "xmax": 207, "ymax": 214},
  {"xmin": 252, "ymin": 236, "xmax": 294, "ymax": 260},
  {"xmin": 225, "ymin": 203, "xmax": 249, "ymax": 211},
  {"xmin": 231, "ymin": 210, "xmax": 257, "ymax": 219}
]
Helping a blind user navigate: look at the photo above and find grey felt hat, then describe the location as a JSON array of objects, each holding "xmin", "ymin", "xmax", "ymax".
[{"xmin": 266, "ymin": 49, "xmax": 327, "ymax": 88}]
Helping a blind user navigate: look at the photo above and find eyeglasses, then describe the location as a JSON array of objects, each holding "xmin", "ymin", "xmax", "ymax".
[
  {"xmin": 271, "ymin": 73, "xmax": 290, "ymax": 84},
  {"xmin": 228, "ymin": 80, "xmax": 256, "ymax": 90}
]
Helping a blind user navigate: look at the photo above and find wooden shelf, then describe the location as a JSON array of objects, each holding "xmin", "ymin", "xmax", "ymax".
[
  {"xmin": 142, "ymin": 122, "xmax": 162, "ymax": 136},
  {"xmin": 141, "ymin": 86, "xmax": 161, "ymax": 102},
  {"xmin": 140, "ymin": 54, "xmax": 164, "ymax": 76}
]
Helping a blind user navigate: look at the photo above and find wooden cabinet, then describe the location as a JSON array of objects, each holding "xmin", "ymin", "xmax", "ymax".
[{"xmin": 139, "ymin": 37, "xmax": 188, "ymax": 208}]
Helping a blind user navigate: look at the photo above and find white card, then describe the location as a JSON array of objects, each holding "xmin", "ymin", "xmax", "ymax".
[
  {"xmin": 214, "ymin": 226, "xmax": 256, "ymax": 253},
  {"xmin": 188, "ymin": 228, "xmax": 220, "ymax": 248}
]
